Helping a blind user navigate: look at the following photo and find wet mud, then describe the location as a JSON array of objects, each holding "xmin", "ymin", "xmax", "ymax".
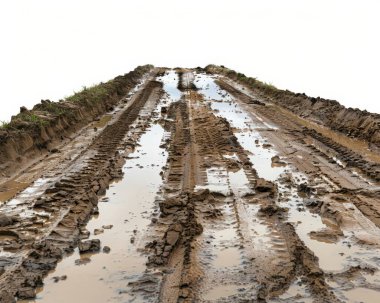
[{"xmin": 0, "ymin": 67, "xmax": 379, "ymax": 303}]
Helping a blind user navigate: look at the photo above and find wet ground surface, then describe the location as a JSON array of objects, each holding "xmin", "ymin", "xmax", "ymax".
[{"xmin": 1, "ymin": 68, "xmax": 380, "ymax": 302}]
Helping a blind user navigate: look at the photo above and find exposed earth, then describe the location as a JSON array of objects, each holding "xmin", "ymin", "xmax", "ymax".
[{"xmin": 0, "ymin": 65, "xmax": 380, "ymax": 303}]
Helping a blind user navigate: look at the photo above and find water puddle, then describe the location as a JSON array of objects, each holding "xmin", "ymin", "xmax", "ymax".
[
  {"xmin": 269, "ymin": 277, "xmax": 313, "ymax": 303},
  {"xmin": 18, "ymin": 69, "xmax": 184, "ymax": 303},
  {"xmin": 202, "ymin": 284, "xmax": 241, "ymax": 301},
  {"xmin": 277, "ymin": 172, "xmax": 380, "ymax": 301},
  {"xmin": 195, "ymin": 167, "xmax": 230, "ymax": 196},
  {"xmin": 157, "ymin": 70, "xmax": 182, "ymax": 102},
  {"xmin": 195, "ymin": 71, "xmax": 380, "ymax": 302},
  {"xmin": 195, "ymin": 73, "xmax": 232, "ymax": 102},
  {"xmin": 93, "ymin": 115, "xmax": 112, "ymax": 128},
  {"xmin": 0, "ymin": 180, "xmax": 30, "ymax": 203},
  {"xmin": 195, "ymin": 73, "xmax": 285, "ymax": 182},
  {"xmin": 26, "ymin": 121, "xmax": 168, "ymax": 302},
  {"xmin": 344, "ymin": 288, "xmax": 380, "ymax": 303}
]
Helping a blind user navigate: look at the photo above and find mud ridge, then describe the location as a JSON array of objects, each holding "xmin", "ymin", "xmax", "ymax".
[{"xmin": 205, "ymin": 65, "xmax": 380, "ymax": 149}]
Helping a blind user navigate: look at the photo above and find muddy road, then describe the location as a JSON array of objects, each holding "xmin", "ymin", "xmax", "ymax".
[{"xmin": 1, "ymin": 67, "xmax": 380, "ymax": 303}]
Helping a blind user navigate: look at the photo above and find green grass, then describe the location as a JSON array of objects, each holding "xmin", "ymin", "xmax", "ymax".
[
  {"xmin": 0, "ymin": 121, "xmax": 11, "ymax": 130},
  {"xmin": 1, "ymin": 64, "xmax": 154, "ymax": 133},
  {"xmin": 21, "ymin": 113, "xmax": 49, "ymax": 127},
  {"xmin": 66, "ymin": 84, "xmax": 110, "ymax": 104}
]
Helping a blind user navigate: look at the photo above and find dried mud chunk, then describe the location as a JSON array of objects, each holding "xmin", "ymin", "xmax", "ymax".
[
  {"xmin": 191, "ymin": 188, "xmax": 210, "ymax": 201},
  {"xmin": 271, "ymin": 155, "xmax": 286, "ymax": 167},
  {"xmin": 309, "ymin": 229, "xmax": 343, "ymax": 243},
  {"xmin": 17, "ymin": 287, "xmax": 36, "ymax": 300},
  {"xmin": 166, "ymin": 231, "xmax": 180, "ymax": 246},
  {"xmin": 297, "ymin": 183, "xmax": 313, "ymax": 196},
  {"xmin": 128, "ymin": 275, "xmax": 160, "ymax": 293},
  {"xmin": 94, "ymin": 228, "xmax": 104, "ymax": 235},
  {"xmin": 78, "ymin": 239, "xmax": 101, "ymax": 253},
  {"xmin": 22, "ymin": 257, "xmax": 57, "ymax": 271},
  {"xmin": 0, "ymin": 214, "xmax": 15, "ymax": 227},
  {"xmin": 75, "ymin": 257, "xmax": 91, "ymax": 266},
  {"xmin": 255, "ymin": 178, "xmax": 275, "ymax": 193},
  {"xmin": 258, "ymin": 204, "xmax": 282, "ymax": 216}
]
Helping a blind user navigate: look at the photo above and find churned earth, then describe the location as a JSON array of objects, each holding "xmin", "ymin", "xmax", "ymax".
[{"xmin": 0, "ymin": 66, "xmax": 380, "ymax": 303}]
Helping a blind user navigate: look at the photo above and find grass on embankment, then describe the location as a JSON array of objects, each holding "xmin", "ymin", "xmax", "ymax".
[{"xmin": 0, "ymin": 65, "xmax": 153, "ymax": 132}]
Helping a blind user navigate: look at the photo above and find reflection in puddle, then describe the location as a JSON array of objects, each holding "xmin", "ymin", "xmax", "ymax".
[
  {"xmin": 212, "ymin": 246, "xmax": 241, "ymax": 268},
  {"xmin": 158, "ymin": 70, "xmax": 182, "ymax": 102},
  {"xmin": 195, "ymin": 72, "xmax": 285, "ymax": 182},
  {"xmin": 0, "ymin": 180, "xmax": 30, "ymax": 203},
  {"xmin": 196, "ymin": 167, "xmax": 230, "ymax": 196},
  {"xmin": 202, "ymin": 284, "xmax": 240, "ymax": 301},
  {"xmin": 30, "ymin": 125, "xmax": 168, "ymax": 303},
  {"xmin": 345, "ymin": 287, "xmax": 380, "ymax": 303},
  {"xmin": 195, "ymin": 72, "xmax": 380, "ymax": 301},
  {"xmin": 269, "ymin": 278, "xmax": 313, "ymax": 303},
  {"xmin": 278, "ymin": 172, "xmax": 380, "ymax": 301}
]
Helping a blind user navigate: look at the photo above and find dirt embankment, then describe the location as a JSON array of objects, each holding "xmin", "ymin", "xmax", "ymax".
[
  {"xmin": 205, "ymin": 65, "xmax": 380, "ymax": 149},
  {"xmin": 0, "ymin": 65, "xmax": 153, "ymax": 177}
]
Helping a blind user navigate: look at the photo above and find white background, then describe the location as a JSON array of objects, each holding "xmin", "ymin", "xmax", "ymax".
[{"xmin": 1, "ymin": 0, "xmax": 379, "ymax": 121}]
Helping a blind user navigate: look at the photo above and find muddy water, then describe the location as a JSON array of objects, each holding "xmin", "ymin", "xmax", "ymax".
[
  {"xmin": 197, "ymin": 168, "xmax": 254, "ymax": 301},
  {"xmin": 20, "ymin": 73, "xmax": 180, "ymax": 303},
  {"xmin": 277, "ymin": 172, "xmax": 380, "ymax": 302},
  {"xmin": 25, "ymin": 123, "xmax": 168, "ymax": 303},
  {"xmin": 196, "ymin": 72, "xmax": 380, "ymax": 302},
  {"xmin": 158, "ymin": 70, "xmax": 182, "ymax": 101},
  {"xmin": 195, "ymin": 73, "xmax": 285, "ymax": 182}
]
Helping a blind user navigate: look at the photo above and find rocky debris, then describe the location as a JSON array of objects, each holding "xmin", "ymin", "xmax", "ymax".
[
  {"xmin": 103, "ymin": 246, "xmax": 111, "ymax": 253},
  {"xmin": 78, "ymin": 239, "xmax": 101, "ymax": 254}
]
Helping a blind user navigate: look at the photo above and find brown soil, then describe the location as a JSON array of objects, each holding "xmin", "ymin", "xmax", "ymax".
[{"xmin": 0, "ymin": 66, "xmax": 380, "ymax": 303}]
